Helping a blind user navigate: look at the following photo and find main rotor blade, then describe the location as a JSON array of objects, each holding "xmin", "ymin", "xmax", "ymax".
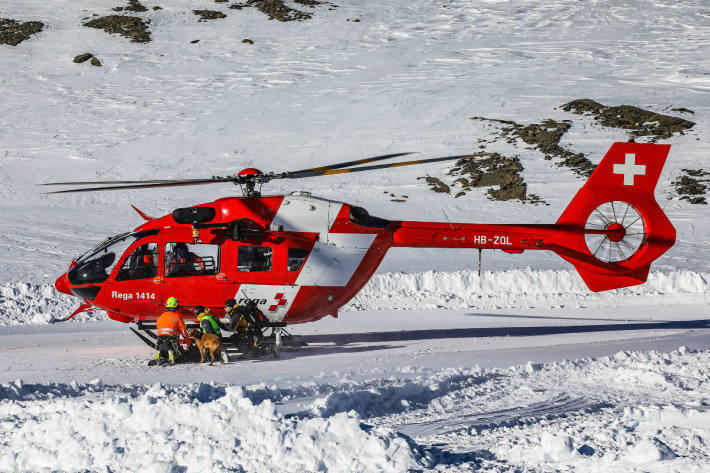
[
  {"xmin": 41, "ymin": 179, "xmax": 183, "ymax": 186},
  {"xmin": 274, "ymin": 152, "xmax": 493, "ymax": 179},
  {"xmin": 43, "ymin": 178, "xmax": 235, "ymax": 194},
  {"xmin": 286, "ymin": 152, "xmax": 416, "ymax": 176}
]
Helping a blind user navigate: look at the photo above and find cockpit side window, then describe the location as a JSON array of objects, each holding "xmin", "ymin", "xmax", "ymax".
[
  {"xmin": 165, "ymin": 242, "xmax": 219, "ymax": 278},
  {"xmin": 116, "ymin": 243, "xmax": 159, "ymax": 281},
  {"xmin": 238, "ymin": 246, "xmax": 272, "ymax": 272},
  {"xmin": 68, "ymin": 231, "xmax": 157, "ymax": 285}
]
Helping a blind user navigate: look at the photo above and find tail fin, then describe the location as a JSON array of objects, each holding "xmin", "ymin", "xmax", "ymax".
[{"xmin": 553, "ymin": 142, "xmax": 675, "ymax": 291}]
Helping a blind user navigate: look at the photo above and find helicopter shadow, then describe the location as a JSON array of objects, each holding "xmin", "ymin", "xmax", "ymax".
[
  {"xmin": 298, "ymin": 318, "xmax": 710, "ymax": 345},
  {"xmin": 227, "ymin": 343, "xmax": 404, "ymax": 362}
]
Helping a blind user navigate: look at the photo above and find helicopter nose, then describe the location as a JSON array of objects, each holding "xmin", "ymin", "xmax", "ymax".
[{"xmin": 55, "ymin": 272, "xmax": 72, "ymax": 295}]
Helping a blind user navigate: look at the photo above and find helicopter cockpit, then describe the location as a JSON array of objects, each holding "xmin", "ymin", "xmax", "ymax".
[{"xmin": 68, "ymin": 230, "xmax": 158, "ymax": 285}]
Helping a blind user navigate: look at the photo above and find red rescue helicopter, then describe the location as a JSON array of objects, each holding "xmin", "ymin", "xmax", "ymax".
[{"xmin": 46, "ymin": 142, "xmax": 675, "ymax": 349}]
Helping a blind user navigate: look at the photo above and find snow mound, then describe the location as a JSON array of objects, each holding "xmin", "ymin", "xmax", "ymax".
[
  {"xmin": 346, "ymin": 269, "xmax": 710, "ymax": 311},
  {"xmin": 2, "ymin": 348, "xmax": 710, "ymax": 472},
  {"xmin": 0, "ymin": 282, "xmax": 102, "ymax": 325},
  {"xmin": 0, "ymin": 383, "xmax": 422, "ymax": 473},
  {"xmin": 627, "ymin": 437, "xmax": 677, "ymax": 464},
  {"xmin": 1, "ymin": 269, "xmax": 708, "ymax": 325}
]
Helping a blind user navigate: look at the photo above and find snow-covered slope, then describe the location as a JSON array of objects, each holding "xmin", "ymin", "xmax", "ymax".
[{"xmin": 1, "ymin": 0, "xmax": 709, "ymax": 284}]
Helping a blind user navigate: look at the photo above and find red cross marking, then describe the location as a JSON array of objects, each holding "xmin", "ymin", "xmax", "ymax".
[{"xmin": 268, "ymin": 293, "xmax": 289, "ymax": 312}]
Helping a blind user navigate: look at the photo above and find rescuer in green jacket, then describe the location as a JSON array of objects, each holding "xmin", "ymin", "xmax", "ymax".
[{"xmin": 194, "ymin": 306, "xmax": 221, "ymax": 336}]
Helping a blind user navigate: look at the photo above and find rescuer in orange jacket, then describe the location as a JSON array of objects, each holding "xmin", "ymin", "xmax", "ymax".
[{"xmin": 153, "ymin": 296, "xmax": 191, "ymax": 365}]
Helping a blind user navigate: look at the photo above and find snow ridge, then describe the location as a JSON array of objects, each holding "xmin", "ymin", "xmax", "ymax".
[
  {"xmin": 0, "ymin": 382, "xmax": 422, "ymax": 473},
  {"xmin": 345, "ymin": 269, "xmax": 710, "ymax": 311},
  {"xmin": 1, "ymin": 269, "xmax": 708, "ymax": 325}
]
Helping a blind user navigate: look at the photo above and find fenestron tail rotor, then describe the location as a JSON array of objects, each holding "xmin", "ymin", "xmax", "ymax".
[
  {"xmin": 584, "ymin": 201, "xmax": 645, "ymax": 264},
  {"xmin": 41, "ymin": 151, "xmax": 493, "ymax": 197}
]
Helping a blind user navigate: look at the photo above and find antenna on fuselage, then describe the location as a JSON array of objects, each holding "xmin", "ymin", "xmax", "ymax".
[{"xmin": 478, "ymin": 248, "xmax": 482, "ymax": 277}]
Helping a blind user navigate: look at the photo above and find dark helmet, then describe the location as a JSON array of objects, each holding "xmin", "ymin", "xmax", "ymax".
[
  {"xmin": 225, "ymin": 298, "xmax": 236, "ymax": 308},
  {"xmin": 174, "ymin": 242, "xmax": 189, "ymax": 256},
  {"xmin": 194, "ymin": 305, "xmax": 205, "ymax": 316}
]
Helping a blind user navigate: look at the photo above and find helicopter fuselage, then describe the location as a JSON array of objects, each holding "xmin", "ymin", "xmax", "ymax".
[{"xmin": 54, "ymin": 192, "xmax": 560, "ymax": 325}]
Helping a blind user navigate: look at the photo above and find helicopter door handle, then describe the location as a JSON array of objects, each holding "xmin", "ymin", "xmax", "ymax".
[
  {"xmin": 215, "ymin": 272, "xmax": 231, "ymax": 283},
  {"xmin": 152, "ymin": 277, "xmax": 164, "ymax": 285}
]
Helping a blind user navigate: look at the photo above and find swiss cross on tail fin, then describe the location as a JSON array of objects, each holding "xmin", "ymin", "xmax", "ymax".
[
  {"xmin": 554, "ymin": 142, "xmax": 675, "ymax": 292},
  {"xmin": 613, "ymin": 153, "xmax": 646, "ymax": 186}
]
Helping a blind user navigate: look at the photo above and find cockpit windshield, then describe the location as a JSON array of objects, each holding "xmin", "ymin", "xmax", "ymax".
[{"xmin": 69, "ymin": 230, "xmax": 158, "ymax": 285}]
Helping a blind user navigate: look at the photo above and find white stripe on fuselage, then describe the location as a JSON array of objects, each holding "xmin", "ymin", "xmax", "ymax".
[
  {"xmin": 238, "ymin": 195, "xmax": 378, "ymax": 321},
  {"xmin": 271, "ymin": 195, "xmax": 378, "ymax": 287},
  {"xmin": 295, "ymin": 233, "xmax": 377, "ymax": 286}
]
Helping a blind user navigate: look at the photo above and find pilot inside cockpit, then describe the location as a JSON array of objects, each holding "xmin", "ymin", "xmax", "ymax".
[{"xmin": 166, "ymin": 242, "xmax": 205, "ymax": 277}]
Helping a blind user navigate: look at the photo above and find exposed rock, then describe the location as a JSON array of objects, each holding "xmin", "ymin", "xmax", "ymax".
[
  {"xmin": 525, "ymin": 193, "xmax": 548, "ymax": 206},
  {"xmin": 73, "ymin": 52, "xmax": 94, "ymax": 63},
  {"xmin": 473, "ymin": 116, "xmax": 595, "ymax": 177},
  {"xmin": 294, "ymin": 0, "xmax": 323, "ymax": 6},
  {"xmin": 90, "ymin": 57, "xmax": 102, "ymax": 66},
  {"xmin": 673, "ymin": 169, "xmax": 708, "ymax": 205},
  {"xmin": 447, "ymin": 153, "xmax": 529, "ymax": 202},
  {"xmin": 562, "ymin": 99, "xmax": 694, "ymax": 141},
  {"xmin": 194, "ymin": 10, "xmax": 227, "ymax": 21},
  {"xmin": 84, "ymin": 15, "xmax": 151, "ymax": 43},
  {"xmin": 242, "ymin": 38, "xmax": 254, "ymax": 44},
  {"xmin": 230, "ymin": 0, "xmax": 336, "ymax": 21},
  {"xmin": 190, "ymin": 39, "xmax": 200, "ymax": 44},
  {"xmin": 0, "ymin": 18, "xmax": 44, "ymax": 46},
  {"xmin": 216, "ymin": 0, "xmax": 229, "ymax": 2},
  {"xmin": 153, "ymin": 6, "xmax": 163, "ymax": 10},
  {"xmin": 672, "ymin": 107, "xmax": 694, "ymax": 114},
  {"xmin": 418, "ymin": 176, "xmax": 450, "ymax": 194},
  {"xmin": 113, "ymin": 0, "xmax": 147, "ymax": 12},
  {"xmin": 126, "ymin": 0, "xmax": 148, "ymax": 12}
]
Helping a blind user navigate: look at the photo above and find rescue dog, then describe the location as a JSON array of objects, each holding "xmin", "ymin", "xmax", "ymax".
[{"xmin": 187, "ymin": 328, "xmax": 225, "ymax": 366}]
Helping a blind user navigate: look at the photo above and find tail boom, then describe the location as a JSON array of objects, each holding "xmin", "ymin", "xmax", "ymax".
[{"xmin": 391, "ymin": 142, "xmax": 675, "ymax": 292}]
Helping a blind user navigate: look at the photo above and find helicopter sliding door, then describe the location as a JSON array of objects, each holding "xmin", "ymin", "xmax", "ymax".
[
  {"xmin": 102, "ymin": 238, "xmax": 162, "ymax": 319},
  {"xmin": 159, "ymin": 241, "xmax": 224, "ymax": 310}
]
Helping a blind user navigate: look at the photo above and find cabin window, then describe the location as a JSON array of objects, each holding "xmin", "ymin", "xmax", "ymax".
[
  {"xmin": 116, "ymin": 243, "xmax": 159, "ymax": 281},
  {"xmin": 238, "ymin": 246, "xmax": 272, "ymax": 272},
  {"xmin": 165, "ymin": 242, "xmax": 219, "ymax": 277},
  {"xmin": 287, "ymin": 248, "xmax": 309, "ymax": 271}
]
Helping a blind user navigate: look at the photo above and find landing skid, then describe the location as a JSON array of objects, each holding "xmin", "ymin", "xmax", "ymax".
[{"xmin": 129, "ymin": 321, "xmax": 306, "ymax": 360}]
